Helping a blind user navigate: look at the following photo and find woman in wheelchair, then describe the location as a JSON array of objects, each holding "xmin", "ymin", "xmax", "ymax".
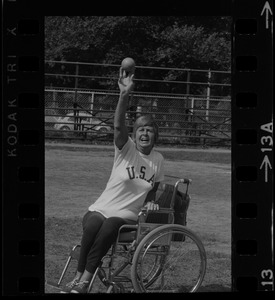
[{"xmin": 61, "ymin": 67, "xmax": 165, "ymax": 294}]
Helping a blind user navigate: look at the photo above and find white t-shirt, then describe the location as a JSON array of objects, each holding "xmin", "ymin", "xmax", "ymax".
[{"xmin": 88, "ymin": 137, "xmax": 165, "ymax": 221}]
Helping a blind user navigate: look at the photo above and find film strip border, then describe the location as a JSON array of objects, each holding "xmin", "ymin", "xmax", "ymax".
[
  {"xmin": 232, "ymin": 0, "xmax": 273, "ymax": 292},
  {"xmin": 3, "ymin": 0, "xmax": 44, "ymax": 295},
  {"xmin": 2, "ymin": 0, "xmax": 273, "ymax": 295}
]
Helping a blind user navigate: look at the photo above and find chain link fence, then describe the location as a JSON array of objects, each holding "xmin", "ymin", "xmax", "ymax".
[
  {"xmin": 45, "ymin": 60, "xmax": 231, "ymax": 147},
  {"xmin": 45, "ymin": 88, "xmax": 231, "ymax": 147}
]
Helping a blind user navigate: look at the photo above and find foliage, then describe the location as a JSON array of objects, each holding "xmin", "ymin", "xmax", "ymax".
[{"xmin": 45, "ymin": 16, "xmax": 231, "ymax": 94}]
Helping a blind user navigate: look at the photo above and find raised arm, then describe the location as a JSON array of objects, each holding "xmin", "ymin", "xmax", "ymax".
[{"xmin": 114, "ymin": 67, "xmax": 135, "ymax": 149}]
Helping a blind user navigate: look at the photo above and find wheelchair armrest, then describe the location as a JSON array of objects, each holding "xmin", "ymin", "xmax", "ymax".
[
  {"xmin": 118, "ymin": 224, "xmax": 138, "ymax": 234},
  {"xmin": 139, "ymin": 207, "xmax": 174, "ymax": 215},
  {"xmin": 138, "ymin": 207, "xmax": 174, "ymax": 224},
  {"xmin": 116, "ymin": 224, "xmax": 139, "ymax": 245},
  {"xmin": 148, "ymin": 207, "xmax": 174, "ymax": 214}
]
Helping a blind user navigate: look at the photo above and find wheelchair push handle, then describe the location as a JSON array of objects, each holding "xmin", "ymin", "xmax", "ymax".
[
  {"xmin": 176, "ymin": 178, "xmax": 192, "ymax": 185},
  {"xmin": 174, "ymin": 178, "xmax": 192, "ymax": 193},
  {"xmin": 169, "ymin": 178, "xmax": 191, "ymax": 209}
]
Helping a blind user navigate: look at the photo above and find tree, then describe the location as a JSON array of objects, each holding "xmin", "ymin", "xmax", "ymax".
[{"xmin": 45, "ymin": 16, "xmax": 231, "ymax": 93}]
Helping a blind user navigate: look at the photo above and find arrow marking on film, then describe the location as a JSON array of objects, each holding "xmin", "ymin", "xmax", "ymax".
[
  {"xmin": 260, "ymin": 155, "xmax": 272, "ymax": 182},
  {"xmin": 261, "ymin": 1, "xmax": 273, "ymax": 29}
]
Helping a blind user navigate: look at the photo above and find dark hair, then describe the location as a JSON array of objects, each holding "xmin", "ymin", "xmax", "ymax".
[{"xmin": 132, "ymin": 115, "xmax": 159, "ymax": 143}]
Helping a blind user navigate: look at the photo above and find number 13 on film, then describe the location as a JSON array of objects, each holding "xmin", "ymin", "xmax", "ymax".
[{"xmin": 261, "ymin": 269, "xmax": 274, "ymax": 291}]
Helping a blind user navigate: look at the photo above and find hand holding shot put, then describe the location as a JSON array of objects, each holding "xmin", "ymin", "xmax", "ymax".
[{"xmin": 118, "ymin": 66, "xmax": 135, "ymax": 95}]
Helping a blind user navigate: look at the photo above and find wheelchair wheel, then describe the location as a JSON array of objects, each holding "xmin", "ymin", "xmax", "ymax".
[{"xmin": 131, "ymin": 224, "xmax": 206, "ymax": 293}]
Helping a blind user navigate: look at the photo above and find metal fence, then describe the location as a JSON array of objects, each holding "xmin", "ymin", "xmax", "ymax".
[
  {"xmin": 45, "ymin": 61, "xmax": 231, "ymax": 147},
  {"xmin": 45, "ymin": 88, "xmax": 231, "ymax": 147}
]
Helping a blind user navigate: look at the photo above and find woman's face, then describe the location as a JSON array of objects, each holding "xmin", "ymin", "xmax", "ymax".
[{"xmin": 135, "ymin": 126, "xmax": 155, "ymax": 155}]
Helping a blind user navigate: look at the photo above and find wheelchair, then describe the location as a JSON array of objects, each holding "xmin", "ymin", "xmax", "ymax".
[{"xmin": 56, "ymin": 178, "xmax": 207, "ymax": 293}]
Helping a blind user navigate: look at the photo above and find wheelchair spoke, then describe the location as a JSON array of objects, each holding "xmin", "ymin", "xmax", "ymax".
[{"xmin": 131, "ymin": 224, "xmax": 206, "ymax": 293}]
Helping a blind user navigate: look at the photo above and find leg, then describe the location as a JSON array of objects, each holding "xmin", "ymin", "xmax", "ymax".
[
  {"xmin": 71, "ymin": 216, "xmax": 127, "ymax": 293},
  {"xmin": 77, "ymin": 211, "xmax": 106, "ymax": 273},
  {"xmin": 60, "ymin": 211, "xmax": 105, "ymax": 293},
  {"xmin": 85, "ymin": 217, "xmax": 127, "ymax": 274}
]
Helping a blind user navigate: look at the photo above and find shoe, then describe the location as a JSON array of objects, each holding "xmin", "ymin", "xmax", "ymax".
[
  {"xmin": 70, "ymin": 280, "xmax": 90, "ymax": 294},
  {"xmin": 60, "ymin": 278, "xmax": 79, "ymax": 293}
]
